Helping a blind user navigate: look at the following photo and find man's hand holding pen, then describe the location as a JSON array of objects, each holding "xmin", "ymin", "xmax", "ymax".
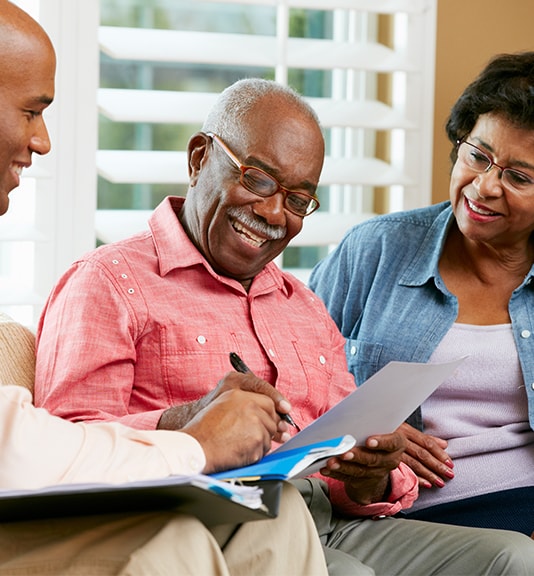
[{"xmin": 157, "ymin": 355, "xmax": 297, "ymax": 472}]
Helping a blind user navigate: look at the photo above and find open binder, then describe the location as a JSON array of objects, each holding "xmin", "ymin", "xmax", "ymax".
[
  {"xmin": 0, "ymin": 474, "xmax": 282, "ymax": 526},
  {"xmin": 212, "ymin": 435, "xmax": 356, "ymax": 482}
]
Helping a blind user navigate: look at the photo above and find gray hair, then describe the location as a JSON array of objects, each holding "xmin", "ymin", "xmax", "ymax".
[{"xmin": 202, "ymin": 78, "xmax": 320, "ymax": 145}]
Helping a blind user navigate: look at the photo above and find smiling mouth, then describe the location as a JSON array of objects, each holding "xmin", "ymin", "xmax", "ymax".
[
  {"xmin": 231, "ymin": 219, "xmax": 267, "ymax": 248},
  {"xmin": 11, "ymin": 164, "xmax": 24, "ymax": 177},
  {"xmin": 466, "ymin": 197, "xmax": 500, "ymax": 216}
]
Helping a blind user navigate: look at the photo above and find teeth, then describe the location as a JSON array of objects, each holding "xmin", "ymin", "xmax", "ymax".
[
  {"xmin": 12, "ymin": 165, "xmax": 23, "ymax": 176},
  {"xmin": 467, "ymin": 197, "xmax": 497, "ymax": 216},
  {"xmin": 232, "ymin": 220, "xmax": 266, "ymax": 248}
]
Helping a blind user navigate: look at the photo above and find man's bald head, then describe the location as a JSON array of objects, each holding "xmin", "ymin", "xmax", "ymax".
[{"xmin": 0, "ymin": 0, "xmax": 55, "ymax": 214}]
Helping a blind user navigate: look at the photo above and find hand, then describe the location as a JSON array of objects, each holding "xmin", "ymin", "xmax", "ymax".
[
  {"xmin": 320, "ymin": 431, "xmax": 406, "ymax": 505},
  {"xmin": 399, "ymin": 422, "xmax": 454, "ymax": 488},
  {"xmin": 181, "ymin": 388, "xmax": 285, "ymax": 474},
  {"xmin": 157, "ymin": 371, "xmax": 292, "ymax": 439}
]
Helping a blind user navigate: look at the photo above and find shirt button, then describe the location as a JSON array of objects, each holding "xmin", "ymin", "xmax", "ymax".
[
  {"xmin": 121, "ymin": 273, "xmax": 128, "ymax": 279},
  {"xmin": 112, "ymin": 259, "xmax": 119, "ymax": 265},
  {"xmin": 268, "ymin": 349, "xmax": 275, "ymax": 357},
  {"xmin": 197, "ymin": 335, "xmax": 206, "ymax": 344},
  {"xmin": 319, "ymin": 355, "xmax": 326, "ymax": 365},
  {"xmin": 127, "ymin": 288, "xmax": 134, "ymax": 294},
  {"xmin": 350, "ymin": 345, "xmax": 357, "ymax": 355},
  {"xmin": 521, "ymin": 330, "xmax": 531, "ymax": 339},
  {"xmin": 531, "ymin": 382, "xmax": 534, "ymax": 391}
]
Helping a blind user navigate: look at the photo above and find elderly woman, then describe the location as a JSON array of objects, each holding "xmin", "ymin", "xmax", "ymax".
[{"xmin": 310, "ymin": 52, "xmax": 534, "ymax": 536}]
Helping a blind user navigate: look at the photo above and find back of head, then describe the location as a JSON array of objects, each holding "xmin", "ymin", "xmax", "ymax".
[
  {"xmin": 446, "ymin": 51, "xmax": 534, "ymax": 149},
  {"xmin": 202, "ymin": 78, "xmax": 321, "ymax": 148}
]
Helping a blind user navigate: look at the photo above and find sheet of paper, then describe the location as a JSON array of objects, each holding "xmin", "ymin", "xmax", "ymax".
[{"xmin": 274, "ymin": 357, "xmax": 466, "ymax": 454}]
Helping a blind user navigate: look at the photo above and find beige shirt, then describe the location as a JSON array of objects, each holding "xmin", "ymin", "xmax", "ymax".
[{"xmin": 0, "ymin": 385, "xmax": 206, "ymax": 490}]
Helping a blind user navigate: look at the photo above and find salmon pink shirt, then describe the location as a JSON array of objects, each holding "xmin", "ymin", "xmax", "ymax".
[{"xmin": 35, "ymin": 196, "xmax": 417, "ymax": 516}]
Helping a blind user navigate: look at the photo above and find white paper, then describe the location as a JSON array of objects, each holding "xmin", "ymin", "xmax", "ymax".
[{"xmin": 274, "ymin": 357, "xmax": 466, "ymax": 454}]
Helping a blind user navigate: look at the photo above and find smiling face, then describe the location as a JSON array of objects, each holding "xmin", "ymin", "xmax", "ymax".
[
  {"xmin": 181, "ymin": 95, "xmax": 324, "ymax": 288},
  {"xmin": 450, "ymin": 113, "xmax": 534, "ymax": 250},
  {"xmin": 0, "ymin": 11, "xmax": 56, "ymax": 215}
]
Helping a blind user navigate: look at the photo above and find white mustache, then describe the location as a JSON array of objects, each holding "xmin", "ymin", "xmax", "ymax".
[{"xmin": 228, "ymin": 207, "xmax": 286, "ymax": 241}]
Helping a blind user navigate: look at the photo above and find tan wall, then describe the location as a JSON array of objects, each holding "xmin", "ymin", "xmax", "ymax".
[{"xmin": 432, "ymin": 1, "xmax": 534, "ymax": 204}]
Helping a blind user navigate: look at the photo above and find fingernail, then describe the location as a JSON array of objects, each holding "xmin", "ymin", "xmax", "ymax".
[
  {"xmin": 444, "ymin": 469, "xmax": 455, "ymax": 479},
  {"xmin": 367, "ymin": 438, "xmax": 378, "ymax": 448},
  {"xmin": 279, "ymin": 399, "xmax": 291, "ymax": 412},
  {"xmin": 445, "ymin": 459, "xmax": 454, "ymax": 468},
  {"xmin": 422, "ymin": 480, "xmax": 432, "ymax": 489},
  {"xmin": 280, "ymin": 432, "xmax": 291, "ymax": 443},
  {"xmin": 434, "ymin": 478, "xmax": 445, "ymax": 488}
]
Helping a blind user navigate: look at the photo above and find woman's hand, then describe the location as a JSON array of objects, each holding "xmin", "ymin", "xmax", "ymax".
[{"xmin": 399, "ymin": 422, "xmax": 455, "ymax": 488}]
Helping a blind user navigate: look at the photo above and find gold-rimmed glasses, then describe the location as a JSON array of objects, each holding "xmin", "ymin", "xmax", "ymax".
[
  {"xmin": 456, "ymin": 138, "xmax": 534, "ymax": 195},
  {"xmin": 206, "ymin": 132, "xmax": 320, "ymax": 217}
]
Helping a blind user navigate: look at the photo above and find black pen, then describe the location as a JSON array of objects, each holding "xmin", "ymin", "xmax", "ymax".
[{"xmin": 229, "ymin": 352, "xmax": 301, "ymax": 432}]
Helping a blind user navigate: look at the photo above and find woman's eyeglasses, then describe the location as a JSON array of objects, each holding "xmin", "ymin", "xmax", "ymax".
[{"xmin": 456, "ymin": 138, "xmax": 534, "ymax": 195}]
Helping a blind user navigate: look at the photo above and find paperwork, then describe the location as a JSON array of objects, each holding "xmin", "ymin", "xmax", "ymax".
[
  {"xmin": 0, "ymin": 474, "xmax": 280, "ymax": 524},
  {"xmin": 212, "ymin": 434, "xmax": 356, "ymax": 482},
  {"xmin": 213, "ymin": 357, "xmax": 465, "ymax": 482},
  {"xmin": 275, "ymin": 356, "xmax": 466, "ymax": 454}
]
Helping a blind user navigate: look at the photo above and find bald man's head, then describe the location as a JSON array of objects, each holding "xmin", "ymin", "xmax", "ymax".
[{"xmin": 0, "ymin": 0, "xmax": 55, "ymax": 214}]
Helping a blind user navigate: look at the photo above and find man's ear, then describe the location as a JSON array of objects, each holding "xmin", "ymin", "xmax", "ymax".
[{"xmin": 187, "ymin": 132, "xmax": 211, "ymax": 186}]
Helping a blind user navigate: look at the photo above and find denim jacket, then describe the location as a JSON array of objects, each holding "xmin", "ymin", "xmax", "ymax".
[{"xmin": 309, "ymin": 201, "xmax": 534, "ymax": 431}]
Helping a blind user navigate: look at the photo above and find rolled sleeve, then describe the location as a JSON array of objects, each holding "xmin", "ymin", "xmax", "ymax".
[{"xmin": 327, "ymin": 463, "xmax": 419, "ymax": 518}]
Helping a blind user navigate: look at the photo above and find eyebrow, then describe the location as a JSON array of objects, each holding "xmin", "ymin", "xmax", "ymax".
[
  {"xmin": 472, "ymin": 136, "xmax": 534, "ymax": 172},
  {"xmin": 30, "ymin": 95, "xmax": 54, "ymax": 107},
  {"xmin": 244, "ymin": 154, "xmax": 318, "ymax": 195}
]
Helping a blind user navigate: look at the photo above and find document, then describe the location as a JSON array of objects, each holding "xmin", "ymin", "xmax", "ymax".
[
  {"xmin": 274, "ymin": 356, "xmax": 466, "ymax": 454},
  {"xmin": 212, "ymin": 434, "xmax": 356, "ymax": 482},
  {"xmin": 212, "ymin": 357, "xmax": 465, "ymax": 482}
]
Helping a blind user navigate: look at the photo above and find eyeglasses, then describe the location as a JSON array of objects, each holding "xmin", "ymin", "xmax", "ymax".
[
  {"xmin": 456, "ymin": 138, "xmax": 534, "ymax": 195},
  {"xmin": 206, "ymin": 132, "xmax": 320, "ymax": 217}
]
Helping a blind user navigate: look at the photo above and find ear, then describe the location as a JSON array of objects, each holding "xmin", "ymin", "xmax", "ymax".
[{"xmin": 187, "ymin": 132, "xmax": 211, "ymax": 186}]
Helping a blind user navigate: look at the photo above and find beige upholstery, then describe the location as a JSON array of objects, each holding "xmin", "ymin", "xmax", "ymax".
[{"xmin": 0, "ymin": 312, "xmax": 35, "ymax": 393}]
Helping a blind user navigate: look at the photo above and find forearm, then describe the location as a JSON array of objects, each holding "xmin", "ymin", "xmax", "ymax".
[
  {"xmin": 0, "ymin": 387, "xmax": 206, "ymax": 489},
  {"xmin": 157, "ymin": 391, "xmax": 216, "ymax": 430}
]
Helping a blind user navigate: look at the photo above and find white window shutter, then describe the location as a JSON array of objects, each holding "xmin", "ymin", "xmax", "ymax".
[{"xmin": 1, "ymin": 0, "xmax": 437, "ymax": 325}]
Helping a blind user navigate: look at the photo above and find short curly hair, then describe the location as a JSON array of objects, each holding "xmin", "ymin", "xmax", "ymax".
[{"xmin": 446, "ymin": 52, "xmax": 534, "ymax": 163}]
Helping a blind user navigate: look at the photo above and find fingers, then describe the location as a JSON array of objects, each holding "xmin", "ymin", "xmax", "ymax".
[
  {"xmin": 182, "ymin": 388, "xmax": 285, "ymax": 474},
  {"xmin": 398, "ymin": 423, "xmax": 454, "ymax": 488},
  {"xmin": 219, "ymin": 371, "xmax": 294, "ymax": 418}
]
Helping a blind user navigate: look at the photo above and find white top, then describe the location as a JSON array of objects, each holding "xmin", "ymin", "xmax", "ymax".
[{"xmin": 410, "ymin": 322, "xmax": 534, "ymax": 511}]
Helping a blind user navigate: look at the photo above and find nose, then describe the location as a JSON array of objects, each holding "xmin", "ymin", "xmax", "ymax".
[
  {"xmin": 474, "ymin": 166, "xmax": 504, "ymax": 198},
  {"xmin": 252, "ymin": 191, "xmax": 287, "ymax": 226},
  {"xmin": 30, "ymin": 117, "xmax": 52, "ymax": 156}
]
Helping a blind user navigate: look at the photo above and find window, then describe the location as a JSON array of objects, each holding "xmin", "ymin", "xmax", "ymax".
[{"xmin": 2, "ymin": 0, "xmax": 437, "ymax": 326}]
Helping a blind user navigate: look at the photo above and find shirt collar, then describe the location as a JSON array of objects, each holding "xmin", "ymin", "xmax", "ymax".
[
  {"xmin": 148, "ymin": 196, "xmax": 294, "ymax": 297},
  {"xmin": 399, "ymin": 203, "xmax": 455, "ymax": 287}
]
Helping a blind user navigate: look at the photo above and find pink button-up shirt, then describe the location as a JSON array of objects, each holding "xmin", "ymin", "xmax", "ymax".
[{"xmin": 35, "ymin": 196, "xmax": 417, "ymax": 516}]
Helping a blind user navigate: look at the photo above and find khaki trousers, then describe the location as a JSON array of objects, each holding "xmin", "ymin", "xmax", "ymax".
[
  {"xmin": 0, "ymin": 482, "xmax": 327, "ymax": 576},
  {"xmin": 294, "ymin": 478, "xmax": 534, "ymax": 576}
]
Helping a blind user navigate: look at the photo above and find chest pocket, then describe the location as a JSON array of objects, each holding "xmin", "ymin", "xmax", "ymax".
[{"xmin": 156, "ymin": 323, "xmax": 241, "ymax": 402}]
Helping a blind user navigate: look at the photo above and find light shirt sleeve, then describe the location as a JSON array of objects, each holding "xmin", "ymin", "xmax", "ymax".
[{"xmin": 0, "ymin": 386, "xmax": 205, "ymax": 490}]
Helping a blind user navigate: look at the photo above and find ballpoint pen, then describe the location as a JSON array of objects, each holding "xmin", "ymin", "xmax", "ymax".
[{"xmin": 229, "ymin": 352, "xmax": 301, "ymax": 432}]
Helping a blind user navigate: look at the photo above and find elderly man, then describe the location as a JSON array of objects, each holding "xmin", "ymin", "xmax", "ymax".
[
  {"xmin": 0, "ymin": 2, "xmax": 329, "ymax": 574},
  {"xmin": 35, "ymin": 70, "xmax": 534, "ymax": 572}
]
